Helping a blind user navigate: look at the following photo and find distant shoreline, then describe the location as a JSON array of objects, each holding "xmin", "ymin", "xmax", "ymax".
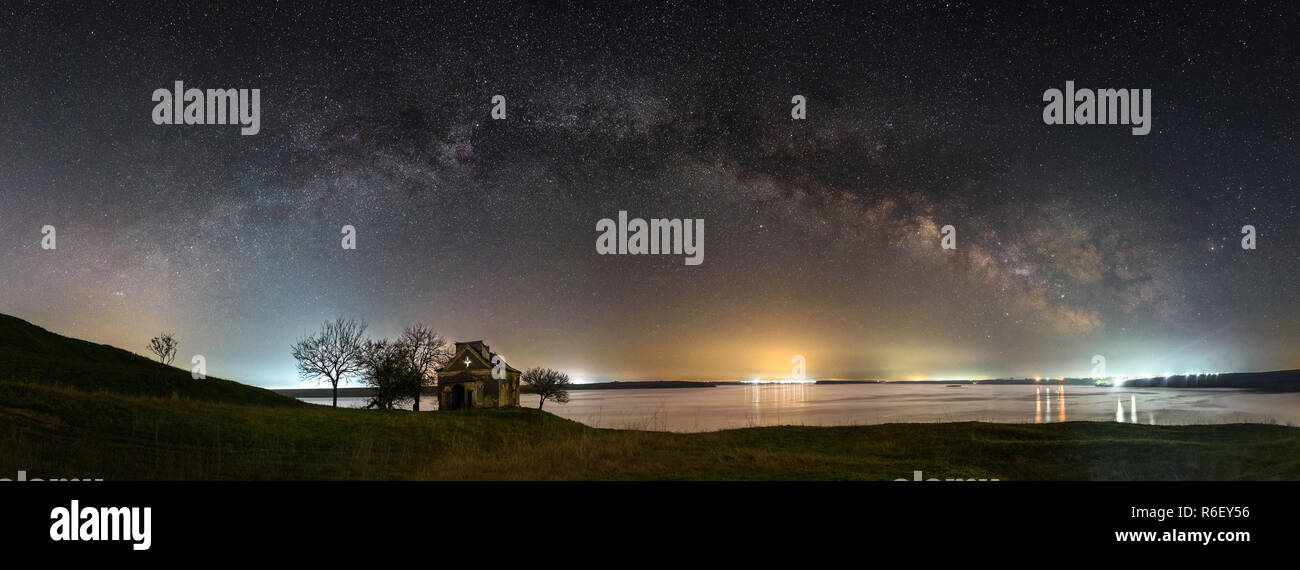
[
  {"xmin": 272, "ymin": 369, "xmax": 1300, "ymax": 398},
  {"xmin": 274, "ymin": 381, "xmax": 721, "ymax": 398}
]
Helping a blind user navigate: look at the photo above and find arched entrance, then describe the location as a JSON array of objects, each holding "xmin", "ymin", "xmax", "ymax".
[{"xmin": 450, "ymin": 384, "xmax": 465, "ymax": 410}]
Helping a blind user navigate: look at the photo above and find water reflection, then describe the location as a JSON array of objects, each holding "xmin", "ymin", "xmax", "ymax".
[
  {"xmin": 1033, "ymin": 385, "xmax": 1068, "ymax": 423},
  {"xmin": 1035, "ymin": 386, "xmax": 1041, "ymax": 423},
  {"xmin": 1060, "ymin": 386, "xmax": 1066, "ymax": 422},
  {"xmin": 303, "ymin": 383, "xmax": 1299, "ymax": 433},
  {"xmin": 1036, "ymin": 386, "xmax": 1160, "ymax": 424},
  {"xmin": 746, "ymin": 382, "xmax": 813, "ymax": 425},
  {"xmin": 1113, "ymin": 394, "xmax": 1150, "ymax": 423},
  {"xmin": 747, "ymin": 381, "xmax": 812, "ymax": 404}
]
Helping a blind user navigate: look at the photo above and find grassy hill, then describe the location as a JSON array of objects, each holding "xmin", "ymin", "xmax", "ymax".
[
  {"xmin": 0, "ymin": 314, "xmax": 298, "ymax": 407},
  {"xmin": 2, "ymin": 313, "xmax": 1300, "ymax": 480}
]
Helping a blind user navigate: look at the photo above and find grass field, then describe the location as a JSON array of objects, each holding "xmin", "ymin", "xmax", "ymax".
[{"xmin": 2, "ymin": 313, "xmax": 1300, "ymax": 480}]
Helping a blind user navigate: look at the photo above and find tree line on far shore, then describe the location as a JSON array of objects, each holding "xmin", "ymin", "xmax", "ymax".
[{"xmin": 289, "ymin": 318, "xmax": 570, "ymax": 410}]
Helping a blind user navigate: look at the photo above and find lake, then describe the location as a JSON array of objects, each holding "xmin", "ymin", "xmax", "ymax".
[{"xmin": 297, "ymin": 382, "xmax": 1300, "ymax": 433}]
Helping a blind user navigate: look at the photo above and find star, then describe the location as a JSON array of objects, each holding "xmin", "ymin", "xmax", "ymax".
[{"xmin": 0, "ymin": 3, "xmax": 1293, "ymax": 385}]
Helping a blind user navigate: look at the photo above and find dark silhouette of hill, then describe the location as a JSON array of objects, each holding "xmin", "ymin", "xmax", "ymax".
[
  {"xmin": 0, "ymin": 313, "xmax": 298, "ymax": 407},
  {"xmin": 1117, "ymin": 370, "xmax": 1300, "ymax": 392},
  {"xmin": 971, "ymin": 371, "xmax": 1300, "ymax": 391}
]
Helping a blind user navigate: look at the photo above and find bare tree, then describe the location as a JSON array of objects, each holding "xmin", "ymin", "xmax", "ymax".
[
  {"xmin": 147, "ymin": 333, "xmax": 178, "ymax": 366},
  {"xmin": 290, "ymin": 318, "xmax": 367, "ymax": 408},
  {"xmin": 521, "ymin": 367, "xmax": 571, "ymax": 410},
  {"xmin": 398, "ymin": 323, "xmax": 453, "ymax": 411}
]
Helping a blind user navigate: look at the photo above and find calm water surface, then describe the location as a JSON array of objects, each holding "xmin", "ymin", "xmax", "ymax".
[{"xmin": 298, "ymin": 383, "xmax": 1300, "ymax": 433}]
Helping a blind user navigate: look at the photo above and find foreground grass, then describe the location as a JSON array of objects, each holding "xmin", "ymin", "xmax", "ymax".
[{"xmin": 3, "ymin": 381, "xmax": 1300, "ymax": 480}]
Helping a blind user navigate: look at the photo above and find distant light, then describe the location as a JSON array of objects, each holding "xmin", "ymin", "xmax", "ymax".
[{"xmin": 742, "ymin": 378, "xmax": 814, "ymax": 385}]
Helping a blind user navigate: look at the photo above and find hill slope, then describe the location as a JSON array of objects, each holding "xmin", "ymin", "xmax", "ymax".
[{"xmin": 0, "ymin": 313, "xmax": 298, "ymax": 407}]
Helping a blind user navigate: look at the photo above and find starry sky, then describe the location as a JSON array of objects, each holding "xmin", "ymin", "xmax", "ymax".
[{"xmin": 1, "ymin": 3, "xmax": 1297, "ymax": 387}]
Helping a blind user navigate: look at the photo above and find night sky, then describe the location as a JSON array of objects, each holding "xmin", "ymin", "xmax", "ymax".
[{"xmin": 1, "ymin": 3, "xmax": 1297, "ymax": 386}]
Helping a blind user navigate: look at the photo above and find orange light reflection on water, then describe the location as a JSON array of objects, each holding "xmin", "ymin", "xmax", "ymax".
[{"xmin": 1034, "ymin": 385, "xmax": 1068, "ymax": 423}]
